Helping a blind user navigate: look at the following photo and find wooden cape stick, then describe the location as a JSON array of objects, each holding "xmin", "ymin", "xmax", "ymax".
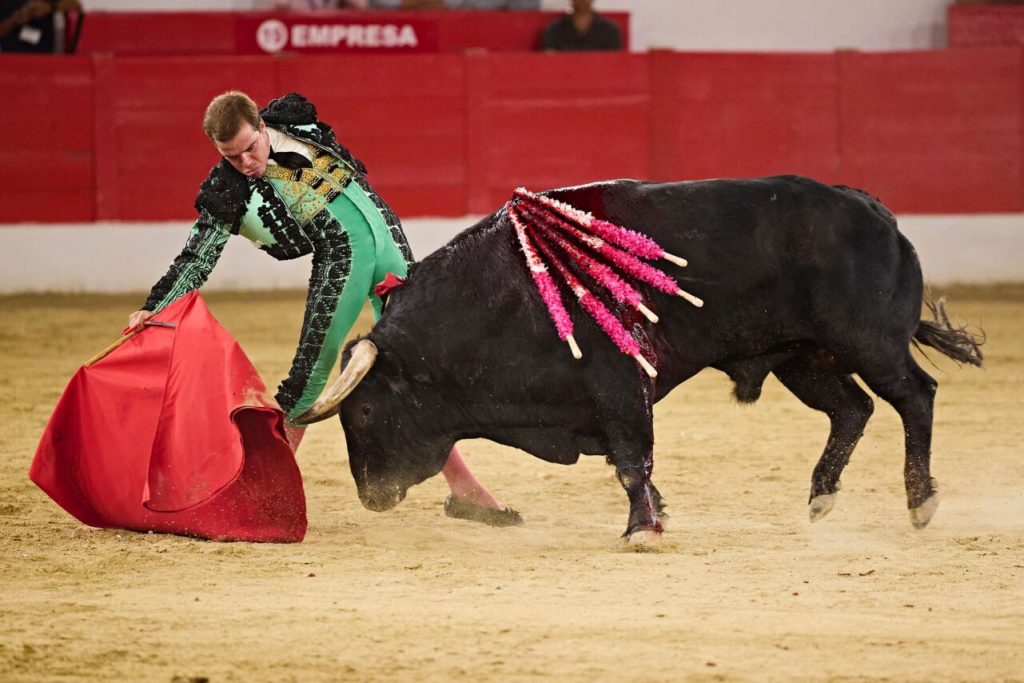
[{"xmin": 82, "ymin": 321, "xmax": 177, "ymax": 368}]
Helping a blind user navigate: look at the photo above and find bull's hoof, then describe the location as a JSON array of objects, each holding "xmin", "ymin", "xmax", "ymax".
[
  {"xmin": 443, "ymin": 494, "xmax": 524, "ymax": 528},
  {"xmin": 808, "ymin": 492, "xmax": 838, "ymax": 523},
  {"xmin": 909, "ymin": 493, "xmax": 939, "ymax": 529},
  {"xmin": 619, "ymin": 529, "xmax": 663, "ymax": 550}
]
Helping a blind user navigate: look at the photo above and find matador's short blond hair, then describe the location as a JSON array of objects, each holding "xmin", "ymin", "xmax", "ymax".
[{"xmin": 202, "ymin": 91, "xmax": 260, "ymax": 142}]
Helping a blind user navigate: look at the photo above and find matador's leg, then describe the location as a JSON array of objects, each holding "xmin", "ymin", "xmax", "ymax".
[{"xmin": 277, "ymin": 195, "xmax": 377, "ymax": 425}]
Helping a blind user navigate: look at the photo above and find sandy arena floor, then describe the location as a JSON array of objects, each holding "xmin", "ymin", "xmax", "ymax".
[{"xmin": 2, "ymin": 287, "xmax": 1022, "ymax": 682}]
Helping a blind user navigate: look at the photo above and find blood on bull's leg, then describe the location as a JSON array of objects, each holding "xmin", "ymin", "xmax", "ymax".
[
  {"xmin": 602, "ymin": 417, "xmax": 664, "ymax": 544},
  {"xmin": 615, "ymin": 460, "xmax": 665, "ymax": 543},
  {"xmin": 596, "ymin": 309, "xmax": 666, "ymax": 543}
]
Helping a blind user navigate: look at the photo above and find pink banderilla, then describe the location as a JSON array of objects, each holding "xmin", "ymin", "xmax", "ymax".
[
  {"xmin": 530, "ymin": 228, "xmax": 656, "ymax": 378},
  {"xmin": 509, "ymin": 207, "xmax": 581, "ymax": 359},
  {"xmin": 514, "ymin": 189, "xmax": 703, "ymax": 308},
  {"xmin": 515, "ymin": 203, "xmax": 657, "ymax": 323},
  {"xmin": 520, "ymin": 202, "xmax": 663, "ymax": 323},
  {"xmin": 507, "ymin": 188, "xmax": 703, "ymax": 378},
  {"xmin": 514, "ymin": 187, "xmax": 689, "ymax": 267}
]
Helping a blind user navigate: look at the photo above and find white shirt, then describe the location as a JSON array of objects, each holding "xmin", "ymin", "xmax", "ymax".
[{"xmin": 266, "ymin": 126, "xmax": 314, "ymax": 166}]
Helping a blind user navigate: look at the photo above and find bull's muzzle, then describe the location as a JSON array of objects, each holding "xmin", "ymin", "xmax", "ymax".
[
  {"xmin": 358, "ymin": 481, "xmax": 406, "ymax": 512},
  {"xmin": 292, "ymin": 339, "xmax": 378, "ymax": 425}
]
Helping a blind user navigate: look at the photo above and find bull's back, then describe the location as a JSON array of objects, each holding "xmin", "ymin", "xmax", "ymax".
[
  {"xmin": 385, "ymin": 175, "xmax": 923, "ymax": 396},
  {"xmin": 549, "ymin": 176, "xmax": 923, "ymax": 368},
  {"xmin": 550, "ymin": 175, "xmax": 901, "ymax": 272}
]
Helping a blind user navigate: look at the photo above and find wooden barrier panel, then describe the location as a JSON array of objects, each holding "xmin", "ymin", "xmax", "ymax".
[
  {"xmin": 0, "ymin": 56, "xmax": 95, "ymax": 222},
  {"xmin": 465, "ymin": 52, "xmax": 651, "ymax": 214},
  {"xmin": 277, "ymin": 55, "xmax": 467, "ymax": 218},
  {"xmin": 838, "ymin": 48, "xmax": 1024, "ymax": 213},
  {"xmin": 92, "ymin": 56, "xmax": 281, "ymax": 221},
  {"xmin": 649, "ymin": 51, "xmax": 841, "ymax": 184}
]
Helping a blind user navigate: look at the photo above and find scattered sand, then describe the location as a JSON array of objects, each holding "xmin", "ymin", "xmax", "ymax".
[{"xmin": 2, "ymin": 289, "xmax": 1022, "ymax": 681}]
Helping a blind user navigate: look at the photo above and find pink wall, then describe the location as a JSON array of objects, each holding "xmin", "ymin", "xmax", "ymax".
[{"xmin": 2, "ymin": 48, "xmax": 1022, "ymax": 223}]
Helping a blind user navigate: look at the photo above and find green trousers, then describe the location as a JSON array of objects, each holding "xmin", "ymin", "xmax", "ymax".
[{"xmin": 286, "ymin": 182, "xmax": 409, "ymax": 422}]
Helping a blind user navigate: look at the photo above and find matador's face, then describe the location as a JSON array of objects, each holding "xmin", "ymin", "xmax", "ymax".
[{"xmin": 215, "ymin": 119, "xmax": 270, "ymax": 178}]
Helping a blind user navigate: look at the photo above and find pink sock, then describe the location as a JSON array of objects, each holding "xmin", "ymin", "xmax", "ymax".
[{"xmin": 441, "ymin": 446, "xmax": 501, "ymax": 509}]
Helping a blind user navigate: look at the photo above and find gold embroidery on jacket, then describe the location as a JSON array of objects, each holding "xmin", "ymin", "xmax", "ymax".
[{"xmin": 264, "ymin": 146, "xmax": 353, "ymax": 226}]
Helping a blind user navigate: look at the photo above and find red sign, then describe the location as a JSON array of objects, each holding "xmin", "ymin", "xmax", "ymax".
[{"xmin": 236, "ymin": 16, "xmax": 439, "ymax": 54}]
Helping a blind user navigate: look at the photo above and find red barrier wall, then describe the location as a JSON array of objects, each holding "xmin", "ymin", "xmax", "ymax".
[
  {"xmin": 838, "ymin": 48, "xmax": 1024, "ymax": 213},
  {"xmin": 949, "ymin": 4, "xmax": 1024, "ymax": 47},
  {"xmin": 465, "ymin": 52, "xmax": 652, "ymax": 213},
  {"xmin": 280, "ymin": 55, "xmax": 468, "ymax": 216},
  {"xmin": 0, "ymin": 56, "xmax": 95, "ymax": 222},
  {"xmin": 92, "ymin": 56, "xmax": 283, "ymax": 221},
  {"xmin": 650, "ymin": 51, "xmax": 841, "ymax": 184},
  {"xmin": 1, "ymin": 48, "xmax": 1022, "ymax": 224},
  {"xmin": 77, "ymin": 13, "xmax": 239, "ymax": 56}
]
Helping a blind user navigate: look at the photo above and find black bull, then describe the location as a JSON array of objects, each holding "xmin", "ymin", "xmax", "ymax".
[{"xmin": 300, "ymin": 175, "xmax": 983, "ymax": 542}]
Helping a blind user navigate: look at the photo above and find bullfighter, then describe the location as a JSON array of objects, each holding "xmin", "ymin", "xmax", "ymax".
[{"xmin": 127, "ymin": 90, "xmax": 521, "ymax": 527}]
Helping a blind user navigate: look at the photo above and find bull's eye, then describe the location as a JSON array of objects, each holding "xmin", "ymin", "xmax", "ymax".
[{"xmin": 358, "ymin": 403, "xmax": 374, "ymax": 427}]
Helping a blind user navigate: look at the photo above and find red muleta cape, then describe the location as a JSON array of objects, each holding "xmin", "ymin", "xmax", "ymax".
[{"xmin": 30, "ymin": 291, "xmax": 307, "ymax": 542}]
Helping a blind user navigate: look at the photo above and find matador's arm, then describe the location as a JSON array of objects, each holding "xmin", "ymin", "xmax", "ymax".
[{"xmin": 142, "ymin": 210, "xmax": 232, "ymax": 312}]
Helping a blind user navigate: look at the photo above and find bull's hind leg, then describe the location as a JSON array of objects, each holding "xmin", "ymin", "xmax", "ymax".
[
  {"xmin": 853, "ymin": 351, "xmax": 940, "ymax": 528},
  {"xmin": 772, "ymin": 353, "xmax": 874, "ymax": 522}
]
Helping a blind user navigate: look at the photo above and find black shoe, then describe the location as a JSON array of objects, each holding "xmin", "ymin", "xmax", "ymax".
[{"xmin": 443, "ymin": 494, "xmax": 524, "ymax": 527}]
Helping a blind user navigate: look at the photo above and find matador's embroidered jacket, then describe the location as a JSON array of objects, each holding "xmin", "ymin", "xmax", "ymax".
[{"xmin": 142, "ymin": 93, "xmax": 414, "ymax": 415}]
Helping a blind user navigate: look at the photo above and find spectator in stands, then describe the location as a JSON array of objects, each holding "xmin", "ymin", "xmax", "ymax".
[
  {"xmin": 126, "ymin": 91, "xmax": 522, "ymax": 528},
  {"xmin": 366, "ymin": 0, "xmax": 538, "ymax": 8},
  {"xmin": 540, "ymin": 0, "xmax": 621, "ymax": 51},
  {"xmin": 0, "ymin": 0, "xmax": 80, "ymax": 53},
  {"xmin": 268, "ymin": 0, "xmax": 370, "ymax": 9},
  {"xmin": 366, "ymin": 0, "xmax": 443, "ymax": 8},
  {"xmin": 443, "ymin": 0, "xmax": 539, "ymax": 8}
]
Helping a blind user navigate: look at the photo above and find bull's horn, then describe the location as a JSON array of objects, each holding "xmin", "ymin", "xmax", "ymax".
[{"xmin": 292, "ymin": 339, "xmax": 378, "ymax": 425}]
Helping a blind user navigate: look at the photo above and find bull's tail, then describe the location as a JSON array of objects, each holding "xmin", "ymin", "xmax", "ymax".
[{"xmin": 912, "ymin": 296, "xmax": 984, "ymax": 367}]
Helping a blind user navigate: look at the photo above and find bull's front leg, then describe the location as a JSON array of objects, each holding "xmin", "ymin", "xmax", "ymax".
[
  {"xmin": 601, "ymin": 312, "xmax": 665, "ymax": 545},
  {"xmin": 613, "ymin": 455, "xmax": 665, "ymax": 542},
  {"xmin": 604, "ymin": 420, "xmax": 665, "ymax": 545}
]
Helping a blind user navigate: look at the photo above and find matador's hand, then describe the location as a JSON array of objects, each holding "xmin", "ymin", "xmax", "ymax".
[{"xmin": 126, "ymin": 309, "xmax": 155, "ymax": 332}]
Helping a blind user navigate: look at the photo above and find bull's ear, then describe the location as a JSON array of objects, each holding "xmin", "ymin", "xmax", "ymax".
[{"xmin": 292, "ymin": 340, "xmax": 378, "ymax": 425}]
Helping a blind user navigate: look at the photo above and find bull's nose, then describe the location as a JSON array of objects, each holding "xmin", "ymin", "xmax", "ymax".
[{"xmin": 359, "ymin": 483, "xmax": 405, "ymax": 512}]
